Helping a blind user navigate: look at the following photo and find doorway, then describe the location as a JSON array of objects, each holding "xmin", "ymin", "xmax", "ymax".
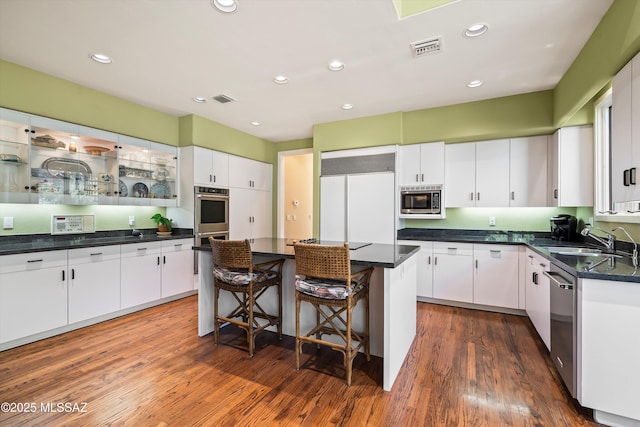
[{"xmin": 277, "ymin": 149, "xmax": 313, "ymax": 239}]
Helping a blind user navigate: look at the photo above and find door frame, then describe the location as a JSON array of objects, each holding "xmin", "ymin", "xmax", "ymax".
[{"xmin": 277, "ymin": 148, "xmax": 313, "ymax": 238}]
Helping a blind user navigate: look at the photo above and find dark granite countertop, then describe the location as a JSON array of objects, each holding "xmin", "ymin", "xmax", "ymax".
[
  {"xmin": 193, "ymin": 237, "xmax": 420, "ymax": 269},
  {"xmin": 397, "ymin": 228, "xmax": 640, "ymax": 283},
  {"xmin": 0, "ymin": 229, "xmax": 194, "ymax": 256}
]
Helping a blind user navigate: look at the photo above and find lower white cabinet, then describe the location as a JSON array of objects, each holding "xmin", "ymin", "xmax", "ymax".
[
  {"xmin": 524, "ymin": 249, "xmax": 550, "ymax": 350},
  {"xmin": 399, "ymin": 240, "xmax": 433, "ymax": 298},
  {"xmin": 120, "ymin": 242, "xmax": 163, "ymax": 309},
  {"xmin": 0, "ymin": 250, "xmax": 68, "ymax": 343},
  {"xmin": 161, "ymin": 239, "xmax": 194, "ymax": 298},
  {"xmin": 473, "ymin": 244, "xmax": 519, "ymax": 308},
  {"xmin": 432, "ymin": 242, "xmax": 474, "ymax": 303},
  {"xmin": 68, "ymin": 246, "xmax": 121, "ymax": 324}
]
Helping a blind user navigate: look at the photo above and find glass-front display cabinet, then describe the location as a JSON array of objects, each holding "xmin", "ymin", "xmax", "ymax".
[
  {"xmin": 117, "ymin": 135, "xmax": 178, "ymax": 207},
  {"xmin": 0, "ymin": 107, "xmax": 178, "ymax": 206},
  {"xmin": 0, "ymin": 108, "xmax": 30, "ymax": 203}
]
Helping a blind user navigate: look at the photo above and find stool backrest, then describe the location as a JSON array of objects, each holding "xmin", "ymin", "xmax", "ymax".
[
  {"xmin": 293, "ymin": 242, "xmax": 350, "ymax": 280},
  {"xmin": 209, "ymin": 238, "xmax": 253, "ymax": 272}
]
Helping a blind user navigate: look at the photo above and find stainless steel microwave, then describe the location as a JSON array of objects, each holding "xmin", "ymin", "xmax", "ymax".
[{"xmin": 400, "ymin": 185, "xmax": 442, "ymax": 215}]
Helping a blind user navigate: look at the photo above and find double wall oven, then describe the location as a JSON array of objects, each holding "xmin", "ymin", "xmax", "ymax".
[{"xmin": 194, "ymin": 186, "xmax": 229, "ymax": 272}]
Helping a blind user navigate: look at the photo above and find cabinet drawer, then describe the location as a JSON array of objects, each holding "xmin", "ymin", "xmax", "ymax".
[
  {"xmin": 161, "ymin": 239, "xmax": 193, "ymax": 253},
  {"xmin": 68, "ymin": 245, "xmax": 120, "ymax": 264},
  {"xmin": 120, "ymin": 241, "xmax": 162, "ymax": 256},
  {"xmin": 0, "ymin": 250, "xmax": 67, "ymax": 274},
  {"xmin": 433, "ymin": 242, "xmax": 473, "ymax": 256},
  {"xmin": 474, "ymin": 244, "xmax": 518, "ymax": 258}
]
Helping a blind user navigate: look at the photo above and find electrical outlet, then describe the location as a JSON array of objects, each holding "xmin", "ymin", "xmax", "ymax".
[
  {"xmin": 3, "ymin": 216, "xmax": 14, "ymax": 229},
  {"xmin": 489, "ymin": 216, "xmax": 496, "ymax": 226},
  {"xmin": 129, "ymin": 216, "xmax": 135, "ymax": 226}
]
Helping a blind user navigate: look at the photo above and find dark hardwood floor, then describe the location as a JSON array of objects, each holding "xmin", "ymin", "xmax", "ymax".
[{"xmin": 0, "ymin": 296, "xmax": 600, "ymax": 426}]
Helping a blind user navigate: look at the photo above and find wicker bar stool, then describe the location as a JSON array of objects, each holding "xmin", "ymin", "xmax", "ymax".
[
  {"xmin": 209, "ymin": 238, "xmax": 284, "ymax": 357},
  {"xmin": 293, "ymin": 242, "xmax": 373, "ymax": 385}
]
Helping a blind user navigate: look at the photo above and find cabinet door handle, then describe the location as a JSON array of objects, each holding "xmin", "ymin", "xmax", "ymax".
[
  {"xmin": 163, "ymin": 256, "xmax": 166, "ymax": 264},
  {"xmin": 554, "ymin": 189, "xmax": 558, "ymax": 199},
  {"xmin": 427, "ymin": 255, "xmax": 431, "ymax": 265},
  {"xmin": 421, "ymin": 173, "xmax": 424, "ymax": 182},
  {"xmin": 532, "ymin": 272, "xmax": 538, "ymax": 285},
  {"xmin": 415, "ymin": 174, "xmax": 419, "ymax": 182},
  {"xmin": 72, "ymin": 268, "xmax": 75, "ymax": 280},
  {"xmin": 209, "ymin": 174, "xmax": 213, "ymax": 182},
  {"xmin": 477, "ymin": 192, "xmax": 480, "ymax": 201},
  {"xmin": 632, "ymin": 168, "xmax": 637, "ymax": 185},
  {"xmin": 475, "ymin": 259, "xmax": 478, "ymax": 269},
  {"xmin": 157, "ymin": 256, "xmax": 160, "ymax": 265},
  {"xmin": 624, "ymin": 169, "xmax": 630, "ymax": 186},
  {"xmin": 434, "ymin": 256, "xmax": 438, "ymax": 266},
  {"xmin": 27, "ymin": 259, "xmax": 43, "ymax": 263},
  {"xmin": 213, "ymin": 175, "xmax": 216, "ymax": 183},
  {"xmin": 511, "ymin": 191, "xmax": 515, "ymax": 201},
  {"xmin": 470, "ymin": 192, "xmax": 474, "ymax": 201},
  {"xmin": 62, "ymin": 270, "xmax": 65, "ymax": 281}
]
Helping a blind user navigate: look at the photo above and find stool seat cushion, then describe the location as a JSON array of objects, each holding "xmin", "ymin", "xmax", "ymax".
[
  {"xmin": 213, "ymin": 267, "xmax": 276, "ymax": 285},
  {"xmin": 295, "ymin": 274, "xmax": 357, "ymax": 300}
]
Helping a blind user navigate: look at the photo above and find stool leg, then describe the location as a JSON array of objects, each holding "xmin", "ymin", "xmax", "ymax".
[
  {"xmin": 213, "ymin": 285, "xmax": 220, "ymax": 346},
  {"xmin": 277, "ymin": 279, "xmax": 283, "ymax": 340},
  {"xmin": 295, "ymin": 296, "xmax": 301, "ymax": 370},
  {"xmin": 248, "ymin": 287, "xmax": 254, "ymax": 358},
  {"xmin": 365, "ymin": 292, "xmax": 371, "ymax": 361},
  {"xmin": 346, "ymin": 301, "xmax": 352, "ymax": 386}
]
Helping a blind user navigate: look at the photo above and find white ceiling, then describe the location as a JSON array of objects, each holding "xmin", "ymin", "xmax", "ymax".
[{"xmin": 0, "ymin": 0, "xmax": 613, "ymax": 143}]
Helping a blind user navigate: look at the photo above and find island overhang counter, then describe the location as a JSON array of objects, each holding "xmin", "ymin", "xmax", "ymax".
[{"xmin": 193, "ymin": 238, "xmax": 419, "ymax": 391}]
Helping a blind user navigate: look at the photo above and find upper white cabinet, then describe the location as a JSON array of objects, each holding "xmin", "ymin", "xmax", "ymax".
[
  {"xmin": 445, "ymin": 139, "xmax": 510, "ymax": 207},
  {"xmin": 547, "ymin": 126, "xmax": 593, "ymax": 207},
  {"xmin": 229, "ymin": 155, "xmax": 272, "ymax": 191},
  {"xmin": 398, "ymin": 141, "xmax": 445, "ymax": 186},
  {"xmin": 611, "ymin": 52, "xmax": 640, "ymax": 205},
  {"xmin": 192, "ymin": 146, "xmax": 229, "ymax": 187},
  {"xmin": 0, "ymin": 107, "xmax": 179, "ymax": 206},
  {"xmin": 509, "ymin": 136, "xmax": 548, "ymax": 207}
]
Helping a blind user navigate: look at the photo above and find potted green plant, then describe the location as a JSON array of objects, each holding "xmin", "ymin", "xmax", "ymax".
[{"xmin": 151, "ymin": 213, "xmax": 173, "ymax": 233}]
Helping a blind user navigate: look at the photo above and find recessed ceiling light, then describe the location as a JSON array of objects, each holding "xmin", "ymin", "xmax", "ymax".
[
  {"xmin": 90, "ymin": 53, "xmax": 112, "ymax": 64},
  {"xmin": 464, "ymin": 23, "xmax": 488, "ymax": 38},
  {"xmin": 328, "ymin": 60, "xmax": 344, "ymax": 71},
  {"xmin": 192, "ymin": 97, "xmax": 207, "ymax": 103},
  {"xmin": 211, "ymin": 0, "xmax": 237, "ymax": 13},
  {"xmin": 251, "ymin": 121, "xmax": 262, "ymax": 126},
  {"xmin": 467, "ymin": 80, "xmax": 483, "ymax": 88},
  {"xmin": 273, "ymin": 75, "xmax": 289, "ymax": 84},
  {"xmin": 341, "ymin": 104, "xmax": 353, "ymax": 110}
]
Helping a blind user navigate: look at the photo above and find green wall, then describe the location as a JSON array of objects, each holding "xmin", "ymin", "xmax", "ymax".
[{"xmin": 0, "ymin": 60, "xmax": 179, "ymax": 146}]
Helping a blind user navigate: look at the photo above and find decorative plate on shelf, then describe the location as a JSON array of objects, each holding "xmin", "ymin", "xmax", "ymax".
[
  {"xmin": 84, "ymin": 146, "xmax": 110, "ymax": 156},
  {"xmin": 132, "ymin": 182, "xmax": 149, "ymax": 198},
  {"xmin": 150, "ymin": 182, "xmax": 171, "ymax": 199},
  {"xmin": 118, "ymin": 180, "xmax": 128, "ymax": 197}
]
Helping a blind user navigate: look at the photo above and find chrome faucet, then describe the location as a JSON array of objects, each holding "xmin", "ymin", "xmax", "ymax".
[
  {"xmin": 580, "ymin": 226, "xmax": 616, "ymax": 251},
  {"xmin": 612, "ymin": 226, "xmax": 638, "ymax": 268}
]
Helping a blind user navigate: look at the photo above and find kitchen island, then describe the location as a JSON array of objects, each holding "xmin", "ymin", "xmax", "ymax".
[{"xmin": 193, "ymin": 238, "xmax": 419, "ymax": 391}]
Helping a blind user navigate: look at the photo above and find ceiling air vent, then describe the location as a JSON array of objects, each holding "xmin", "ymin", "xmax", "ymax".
[
  {"xmin": 410, "ymin": 36, "xmax": 443, "ymax": 57},
  {"xmin": 212, "ymin": 94, "xmax": 235, "ymax": 104}
]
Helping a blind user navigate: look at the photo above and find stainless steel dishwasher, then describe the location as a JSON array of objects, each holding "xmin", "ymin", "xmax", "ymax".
[{"xmin": 544, "ymin": 263, "xmax": 577, "ymax": 398}]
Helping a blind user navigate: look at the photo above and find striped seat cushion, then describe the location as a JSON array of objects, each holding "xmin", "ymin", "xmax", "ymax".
[
  {"xmin": 295, "ymin": 275, "xmax": 353, "ymax": 300},
  {"xmin": 213, "ymin": 267, "xmax": 275, "ymax": 285}
]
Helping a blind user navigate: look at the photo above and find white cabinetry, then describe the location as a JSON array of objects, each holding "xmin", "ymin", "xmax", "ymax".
[
  {"xmin": 398, "ymin": 240, "xmax": 433, "ymax": 298},
  {"xmin": 580, "ymin": 278, "xmax": 640, "ymax": 423},
  {"xmin": 398, "ymin": 142, "xmax": 445, "ymax": 186},
  {"xmin": 0, "ymin": 107, "xmax": 30, "ymax": 203},
  {"xmin": 320, "ymin": 172, "xmax": 395, "ymax": 244},
  {"xmin": 432, "ymin": 242, "xmax": 474, "ymax": 302},
  {"xmin": 524, "ymin": 249, "xmax": 550, "ymax": 350},
  {"xmin": 611, "ymin": 52, "xmax": 640, "ymax": 205},
  {"xmin": 445, "ymin": 140, "xmax": 510, "ymax": 207},
  {"xmin": 192, "ymin": 146, "xmax": 229, "ymax": 187},
  {"xmin": 228, "ymin": 155, "xmax": 273, "ymax": 240},
  {"xmin": 509, "ymin": 136, "xmax": 548, "ymax": 207},
  {"xmin": 473, "ymin": 244, "xmax": 519, "ymax": 309},
  {"xmin": 229, "ymin": 155, "xmax": 272, "ymax": 191},
  {"xmin": 0, "ymin": 250, "xmax": 68, "ymax": 343},
  {"xmin": 120, "ymin": 242, "xmax": 162, "ymax": 309},
  {"xmin": 160, "ymin": 239, "xmax": 194, "ymax": 298},
  {"xmin": 547, "ymin": 126, "xmax": 593, "ymax": 207},
  {"xmin": 68, "ymin": 246, "xmax": 121, "ymax": 324}
]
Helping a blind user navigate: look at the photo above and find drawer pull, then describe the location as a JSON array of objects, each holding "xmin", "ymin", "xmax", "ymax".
[
  {"xmin": 27, "ymin": 259, "xmax": 44, "ymax": 263},
  {"xmin": 138, "ymin": 248, "xmax": 147, "ymax": 251},
  {"xmin": 174, "ymin": 244, "xmax": 182, "ymax": 248},
  {"xmin": 490, "ymin": 250, "xmax": 501, "ymax": 253},
  {"xmin": 90, "ymin": 252, "xmax": 103, "ymax": 256}
]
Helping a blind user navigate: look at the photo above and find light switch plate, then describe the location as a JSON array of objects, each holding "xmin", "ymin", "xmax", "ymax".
[{"xmin": 3, "ymin": 216, "xmax": 14, "ymax": 229}]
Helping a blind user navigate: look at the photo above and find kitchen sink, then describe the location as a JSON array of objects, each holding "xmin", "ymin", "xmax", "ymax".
[{"xmin": 544, "ymin": 246, "xmax": 624, "ymax": 258}]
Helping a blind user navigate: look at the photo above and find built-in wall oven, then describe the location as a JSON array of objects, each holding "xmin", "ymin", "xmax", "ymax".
[
  {"xmin": 544, "ymin": 263, "xmax": 577, "ymax": 398},
  {"xmin": 194, "ymin": 186, "xmax": 229, "ymax": 272}
]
